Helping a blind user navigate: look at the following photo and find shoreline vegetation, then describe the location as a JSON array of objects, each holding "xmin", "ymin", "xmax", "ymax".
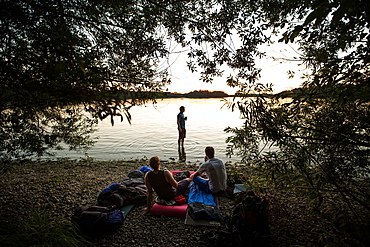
[
  {"xmin": 0, "ymin": 158, "xmax": 334, "ymax": 247},
  {"xmin": 124, "ymin": 88, "xmax": 301, "ymax": 99}
]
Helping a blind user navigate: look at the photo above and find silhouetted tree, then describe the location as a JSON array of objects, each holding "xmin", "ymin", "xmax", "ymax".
[
  {"xmin": 1, "ymin": 0, "xmax": 266, "ymax": 159},
  {"xmin": 225, "ymin": 1, "xmax": 370, "ymax": 245}
]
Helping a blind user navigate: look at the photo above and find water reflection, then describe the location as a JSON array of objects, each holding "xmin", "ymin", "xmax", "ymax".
[{"xmin": 178, "ymin": 147, "xmax": 186, "ymax": 162}]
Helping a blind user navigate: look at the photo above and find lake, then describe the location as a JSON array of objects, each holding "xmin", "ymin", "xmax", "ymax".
[{"xmin": 55, "ymin": 98, "xmax": 245, "ymax": 163}]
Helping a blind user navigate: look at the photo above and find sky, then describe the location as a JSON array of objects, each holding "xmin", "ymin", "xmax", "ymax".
[{"xmin": 163, "ymin": 41, "xmax": 307, "ymax": 95}]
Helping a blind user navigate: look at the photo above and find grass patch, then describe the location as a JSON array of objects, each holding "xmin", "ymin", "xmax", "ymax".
[{"xmin": 0, "ymin": 208, "xmax": 89, "ymax": 247}]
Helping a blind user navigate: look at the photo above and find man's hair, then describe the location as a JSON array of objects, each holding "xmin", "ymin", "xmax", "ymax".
[
  {"xmin": 205, "ymin": 146, "xmax": 215, "ymax": 159},
  {"xmin": 179, "ymin": 106, "xmax": 185, "ymax": 111},
  {"xmin": 149, "ymin": 156, "xmax": 160, "ymax": 170}
]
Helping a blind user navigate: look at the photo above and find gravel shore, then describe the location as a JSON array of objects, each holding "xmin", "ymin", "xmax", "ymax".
[
  {"xmin": 0, "ymin": 159, "xmax": 237, "ymax": 247},
  {"xmin": 0, "ymin": 159, "xmax": 332, "ymax": 247}
]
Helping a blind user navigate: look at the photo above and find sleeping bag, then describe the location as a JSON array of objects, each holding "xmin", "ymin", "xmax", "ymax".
[{"xmin": 187, "ymin": 182, "xmax": 220, "ymax": 220}]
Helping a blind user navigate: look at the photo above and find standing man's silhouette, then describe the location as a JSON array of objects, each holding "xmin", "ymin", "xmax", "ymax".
[{"xmin": 177, "ymin": 106, "xmax": 186, "ymax": 152}]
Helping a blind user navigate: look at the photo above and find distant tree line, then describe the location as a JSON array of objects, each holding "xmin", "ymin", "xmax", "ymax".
[{"xmin": 161, "ymin": 90, "xmax": 230, "ymax": 98}]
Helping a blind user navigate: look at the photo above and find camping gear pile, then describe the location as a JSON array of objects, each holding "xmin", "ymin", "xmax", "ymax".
[
  {"xmin": 72, "ymin": 167, "xmax": 271, "ymax": 246},
  {"xmin": 72, "ymin": 169, "xmax": 147, "ymax": 235},
  {"xmin": 202, "ymin": 191, "xmax": 270, "ymax": 247}
]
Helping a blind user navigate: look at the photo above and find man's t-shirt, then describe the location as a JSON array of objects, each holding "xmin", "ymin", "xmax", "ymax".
[
  {"xmin": 177, "ymin": 113, "xmax": 185, "ymax": 128},
  {"xmin": 197, "ymin": 158, "xmax": 227, "ymax": 193}
]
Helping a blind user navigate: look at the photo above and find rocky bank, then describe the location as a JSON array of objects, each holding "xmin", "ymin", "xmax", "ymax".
[
  {"xmin": 0, "ymin": 159, "xmax": 238, "ymax": 246},
  {"xmin": 0, "ymin": 159, "xmax": 328, "ymax": 247}
]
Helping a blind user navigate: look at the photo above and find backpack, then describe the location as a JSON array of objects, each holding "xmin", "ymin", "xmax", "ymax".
[
  {"xmin": 72, "ymin": 205, "xmax": 124, "ymax": 235},
  {"xmin": 228, "ymin": 191, "xmax": 270, "ymax": 247}
]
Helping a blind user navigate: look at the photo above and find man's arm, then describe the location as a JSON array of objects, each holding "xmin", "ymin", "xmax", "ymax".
[
  {"xmin": 164, "ymin": 170, "xmax": 179, "ymax": 188},
  {"xmin": 190, "ymin": 171, "xmax": 200, "ymax": 179},
  {"xmin": 190, "ymin": 171, "xmax": 200, "ymax": 180},
  {"xmin": 190, "ymin": 162, "xmax": 207, "ymax": 180},
  {"xmin": 177, "ymin": 115, "xmax": 182, "ymax": 131},
  {"xmin": 142, "ymin": 173, "xmax": 153, "ymax": 215}
]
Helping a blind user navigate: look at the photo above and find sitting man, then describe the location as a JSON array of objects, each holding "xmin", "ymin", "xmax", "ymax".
[
  {"xmin": 190, "ymin": 146, "xmax": 227, "ymax": 194},
  {"xmin": 142, "ymin": 156, "xmax": 190, "ymax": 215}
]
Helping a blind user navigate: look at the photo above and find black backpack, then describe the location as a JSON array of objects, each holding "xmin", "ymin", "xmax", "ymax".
[
  {"xmin": 72, "ymin": 205, "xmax": 124, "ymax": 236},
  {"xmin": 228, "ymin": 191, "xmax": 270, "ymax": 247}
]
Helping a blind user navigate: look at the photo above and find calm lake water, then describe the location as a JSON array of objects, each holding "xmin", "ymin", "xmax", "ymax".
[{"xmin": 56, "ymin": 98, "xmax": 245, "ymax": 163}]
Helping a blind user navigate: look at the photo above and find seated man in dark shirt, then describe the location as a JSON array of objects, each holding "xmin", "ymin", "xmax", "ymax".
[{"xmin": 142, "ymin": 156, "xmax": 190, "ymax": 215}]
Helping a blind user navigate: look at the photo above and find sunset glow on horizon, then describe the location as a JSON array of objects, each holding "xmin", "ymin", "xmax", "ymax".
[{"xmin": 163, "ymin": 40, "xmax": 307, "ymax": 95}]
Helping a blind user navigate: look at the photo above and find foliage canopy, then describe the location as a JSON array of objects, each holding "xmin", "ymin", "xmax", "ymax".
[
  {"xmin": 0, "ymin": 0, "xmax": 263, "ymax": 159},
  {"xmin": 224, "ymin": 0, "xmax": 370, "ymax": 245}
]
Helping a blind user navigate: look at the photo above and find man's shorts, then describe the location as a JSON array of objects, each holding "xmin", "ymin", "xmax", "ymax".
[
  {"xmin": 178, "ymin": 128, "xmax": 186, "ymax": 139},
  {"xmin": 175, "ymin": 179, "xmax": 190, "ymax": 196}
]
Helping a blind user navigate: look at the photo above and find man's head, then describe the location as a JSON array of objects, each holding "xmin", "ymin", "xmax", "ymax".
[
  {"xmin": 179, "ymin": 106, "xmax": 185, "ymax": 113},
  {"xmin": 205, "ymin": 146, "xmax": 215, "ymax": 159},
  {"xmin": 149, "ymin": 156, "xmax": 160, "ymax": 170}
]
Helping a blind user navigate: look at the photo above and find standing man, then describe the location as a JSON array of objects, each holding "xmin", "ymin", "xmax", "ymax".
[
  {"xmin": 190, "ymin": 146, "xmax": 227, "ymax": 194},
  {"xmin": 177, "ymin": 106, "xmax": 186, "ymax": 151}
]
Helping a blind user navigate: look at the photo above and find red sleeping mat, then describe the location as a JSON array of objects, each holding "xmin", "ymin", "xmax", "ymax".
[{"xmin": 150, "ymin": 203, "xmax": 188, "ymax": 217}]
